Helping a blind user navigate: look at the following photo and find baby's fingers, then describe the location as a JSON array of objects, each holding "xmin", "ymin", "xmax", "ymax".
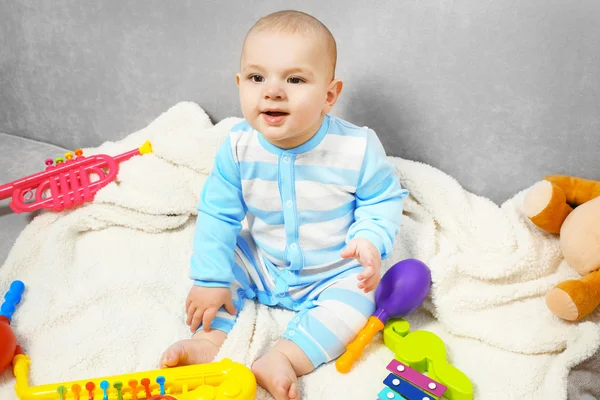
[
  {"xmin": 186, "ymin": 304, "xmax": 197, "ymax": 326},
  {"xmin": 360, "ymin": 248, "xmax": 377, "ymax": 269},
  {"xmin": 202, "ymin": 308, "xmax": 218, "ymax": 332},
  {"xmin": 340, "ymin": 240, "xmax": 358, "ymax": 259},
  {"xmin": 357, "ymin": 264, "xmax": 374, "ymax": 281},
  {"xmin": 190, "ymin": 308, "xmax": 204, "ymax": 333},
  {"xmin": 224, "ymin": 297, "xmax": 237, "ymax": 315},
  {"xmin": 361, "ymin": 273, "xmax": 380, "ymax": 293}
]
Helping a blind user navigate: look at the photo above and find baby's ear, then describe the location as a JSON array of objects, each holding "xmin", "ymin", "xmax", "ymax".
[
  {"xmin": 324, "ymin": 79, "xmax": 343, "ymax": 112},
  {"xmin": 236, "ymin": 73, "xmax": 241, "ymax": 87}
]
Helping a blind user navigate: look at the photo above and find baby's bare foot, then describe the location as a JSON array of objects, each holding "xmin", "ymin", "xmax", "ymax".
[
  {"xmin": 252, "ymin": 349, "xmax": 299, "ymax": 400},
  {"xmin": 160, "ymin": 338, "xmax": 219, "ymax": 368}
]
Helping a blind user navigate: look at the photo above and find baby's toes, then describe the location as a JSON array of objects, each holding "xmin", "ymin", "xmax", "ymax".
[{"xmin": 160, "ymin": 342, "xmax": 184, "ymax": 367}]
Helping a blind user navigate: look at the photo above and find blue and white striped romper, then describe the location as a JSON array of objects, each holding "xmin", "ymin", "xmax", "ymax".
[{"xmin": 190, "ymin": 114, "xmax": 408, "ymax": 368}]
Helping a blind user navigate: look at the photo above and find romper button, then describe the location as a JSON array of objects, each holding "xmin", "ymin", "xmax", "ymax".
[
  {"xmin": 288, "ymin": 330, "xmax": 295, "ymax": 336},
  {"xmin": 289, "ymin": 243, "xmax": 297, "ymax": 251},
  {"xmin": 282, "ymin": 156, "xmax": 291, "ymax": 163},
  {"xmin": 286, "ymin": 200, "xmax": 293, "ymax": 207},
  {"xmin": 278, "ymin": 293, "xmax": 285, "ymax": 298}
]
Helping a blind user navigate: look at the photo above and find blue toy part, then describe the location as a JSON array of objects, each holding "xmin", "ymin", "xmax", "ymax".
[
  {"xmin": 0, "ymin": 280, "xmax": 25, "ymax": 322},
  {"xmin": 157, "ymin": 375, "xmax": 166, "ymax": 395},
  {"xmin": 378, "ymin": 386, "xmax": 407, "ymax": 400},
  {"xmin": 100, "ymin": 380, "xmax": 109, "ymax": 400},
  {"xmin": 384, "ymin": 373, "xmax": 439, "ymax": 400}
]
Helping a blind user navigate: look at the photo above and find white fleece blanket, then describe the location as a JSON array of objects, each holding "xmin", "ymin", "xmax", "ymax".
[{"xmin": 1, "ymin": 102, "xmax": 599, "ymax": 400}]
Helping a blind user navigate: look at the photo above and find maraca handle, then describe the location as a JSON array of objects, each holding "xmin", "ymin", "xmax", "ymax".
[
  {"xmin": 0, "ymin": 281, "xmax": 25, "ymax": 322},
  {"xmin": 335, "ymin": 315, "xmax": 384, "ymax": 373}
]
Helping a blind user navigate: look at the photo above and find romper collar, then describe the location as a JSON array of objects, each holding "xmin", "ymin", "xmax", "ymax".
[{"xmin": 256, "ymin": 114, "xmax": 331, "ymax": 155}]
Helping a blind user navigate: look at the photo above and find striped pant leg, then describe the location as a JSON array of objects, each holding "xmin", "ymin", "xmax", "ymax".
[
  {"xmin": 198, "ymin": 230, "xmax": 269, "ymax": 333},
  {"xmin": 283, "ymin": 267, "xmax": 376, "ymax": 368}
]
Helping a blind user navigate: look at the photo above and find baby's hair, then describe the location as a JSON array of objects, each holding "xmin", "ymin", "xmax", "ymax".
[{"xmin": 243, "ymin": 10, "xmax": 337, "ymax": 79}]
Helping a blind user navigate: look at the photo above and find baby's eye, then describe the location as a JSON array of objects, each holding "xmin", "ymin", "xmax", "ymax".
[
  {"xmin": 287, "ymin": 77, "xmax": 304, "ymax": 84},
  {"xmin": 249, "ymin": 74, "xmax": 264, "ymax": 83}
]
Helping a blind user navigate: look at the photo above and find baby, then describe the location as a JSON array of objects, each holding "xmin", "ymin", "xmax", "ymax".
[{"xmin": 160, "ymin": 9, "xmax": 408, "ymax": 400}]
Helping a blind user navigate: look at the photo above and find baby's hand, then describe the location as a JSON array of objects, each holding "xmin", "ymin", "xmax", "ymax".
[
  {"xmin": 340, "ymin": 238, "xmax": 382, "ymax": 293},
  {"xmin": 185, "ymin": 285, "xmax": 237, "ymax": 333}
]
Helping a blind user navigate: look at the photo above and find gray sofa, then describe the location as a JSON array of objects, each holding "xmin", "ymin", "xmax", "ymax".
[{"xmin": 1, "ymin": 1, "xmax": 599, "ymax": 398}]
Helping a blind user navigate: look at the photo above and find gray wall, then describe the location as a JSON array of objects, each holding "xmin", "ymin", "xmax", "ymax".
[{"xmin": 1, "ymin": 0, "xmax": 599, "ymax": 203}]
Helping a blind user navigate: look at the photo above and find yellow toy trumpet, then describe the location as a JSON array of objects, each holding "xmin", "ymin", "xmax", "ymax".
[{"xmin": 12, "ymin": 352, "xmax": 256, "ymax": 400}]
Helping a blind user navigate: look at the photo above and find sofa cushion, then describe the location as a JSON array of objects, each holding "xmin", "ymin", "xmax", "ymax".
[{"xmin": 0, "ymin": 133, "xmax": 68, "ymax": 266}]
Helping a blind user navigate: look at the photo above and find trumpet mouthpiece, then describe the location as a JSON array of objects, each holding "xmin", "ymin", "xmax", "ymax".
[{"xmin": 138, "ymin": 141, "xmax": 152, "ymax": 155}]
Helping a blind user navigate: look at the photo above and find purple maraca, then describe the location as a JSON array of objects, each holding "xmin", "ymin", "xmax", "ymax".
[{"xmin": 336, "ymin": 258, "xmax": 431, "ymax": 373}]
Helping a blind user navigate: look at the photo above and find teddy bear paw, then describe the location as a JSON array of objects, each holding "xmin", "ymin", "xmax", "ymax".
[{"xmin": 545, "ymin": 287, "xmax": 579, "ymax": 321}]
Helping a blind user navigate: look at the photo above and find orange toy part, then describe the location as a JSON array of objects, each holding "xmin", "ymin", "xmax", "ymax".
[
  {"xmin": 528, "ymin": 181, "xmax": 573, "ymax": 233},
  {"xmin": 526, "ymin": 175, "xmax": 600, "ymax": 234},
  {"xmin": 544, "ymin": 175, "xmax": 600, "ymax": 205},
  {"xmin": 335, "ymin": 315, "xmax": 384, "ymax": 373},
  {"xmin": 546, "ymin": 263, "xmax": 600, "ymax": 321}
]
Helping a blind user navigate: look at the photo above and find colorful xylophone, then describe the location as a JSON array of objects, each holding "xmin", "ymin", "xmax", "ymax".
[{"xmin": 377, "ymin": 318, "xmax": 474, "ymax": 400}]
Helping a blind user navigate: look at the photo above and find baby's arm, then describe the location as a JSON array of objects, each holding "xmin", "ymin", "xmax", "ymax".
[
  {"xmin": 345, "ymin": 129, "xmax": 408, "ymax": 260},
  {"xmin": 186, "ymin": 136, "xmax": 247, "ymax": 331},
  {"xmin": 190, "ymin": 135, "xmax": 247, "ymax": 287}
]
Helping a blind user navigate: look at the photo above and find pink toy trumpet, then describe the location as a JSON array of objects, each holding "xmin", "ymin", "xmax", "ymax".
[{"xmin": 0, "ymin": 141, "xmax": 151, "ymax": 213}]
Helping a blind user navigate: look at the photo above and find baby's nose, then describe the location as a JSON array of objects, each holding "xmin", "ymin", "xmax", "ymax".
[{"xmin": 263, "ymin": 84, "xmax": 286, "ymax": 100}]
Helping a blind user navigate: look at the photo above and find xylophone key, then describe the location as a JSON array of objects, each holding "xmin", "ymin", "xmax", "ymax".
[
  {"xmin": 384, "ymin": 373, "xmax": 437, "ymax": 400},
  {"xmin": 377, "ymin": 387, "xmax": 407, "ymax": 399},
  {"xmin": 386, "ymin": 359, "xmax": 446, "ymax": 398}
]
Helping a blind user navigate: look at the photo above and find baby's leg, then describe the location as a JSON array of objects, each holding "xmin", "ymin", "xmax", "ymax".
[
  {"xmin": 251, "ymin": 339, "xmax": 311, "ymax": 400},
  {"xmin": 252, "ymin": 268, "xmax": 375, "ymax": 399},
  {"xmin": 161, "ymin": 232, "xmax": 261, "ymax": 368}
]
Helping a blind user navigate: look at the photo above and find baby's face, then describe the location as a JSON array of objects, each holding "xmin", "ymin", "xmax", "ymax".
[{"xmin": 237, "ymin": 31, "xmax": 339, "ymax": 149}]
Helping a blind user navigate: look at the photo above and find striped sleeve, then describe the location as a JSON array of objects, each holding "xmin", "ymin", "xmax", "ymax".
[
  {"xmin": 189, "ymin": 135, "xmax": 248, "ymax": 287},
  {"xmin": 345, "ymin": 129, "xmax": 409, "ymax": 259}
]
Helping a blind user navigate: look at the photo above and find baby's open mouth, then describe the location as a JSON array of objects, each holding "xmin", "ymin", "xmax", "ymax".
[{"xmin": 263, "ymin": 111, "xmax": 289, "ymax": 116}]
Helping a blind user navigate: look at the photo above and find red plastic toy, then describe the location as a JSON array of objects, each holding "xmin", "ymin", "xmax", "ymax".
[{"xmin": 0, "ymin": 280, "xmax": 25, "ymax": 373}]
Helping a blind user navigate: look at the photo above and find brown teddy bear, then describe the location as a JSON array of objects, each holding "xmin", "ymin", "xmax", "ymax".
[{"xmin": 524, "ymin": 175, "xmax": 600, "ymax": 321}]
